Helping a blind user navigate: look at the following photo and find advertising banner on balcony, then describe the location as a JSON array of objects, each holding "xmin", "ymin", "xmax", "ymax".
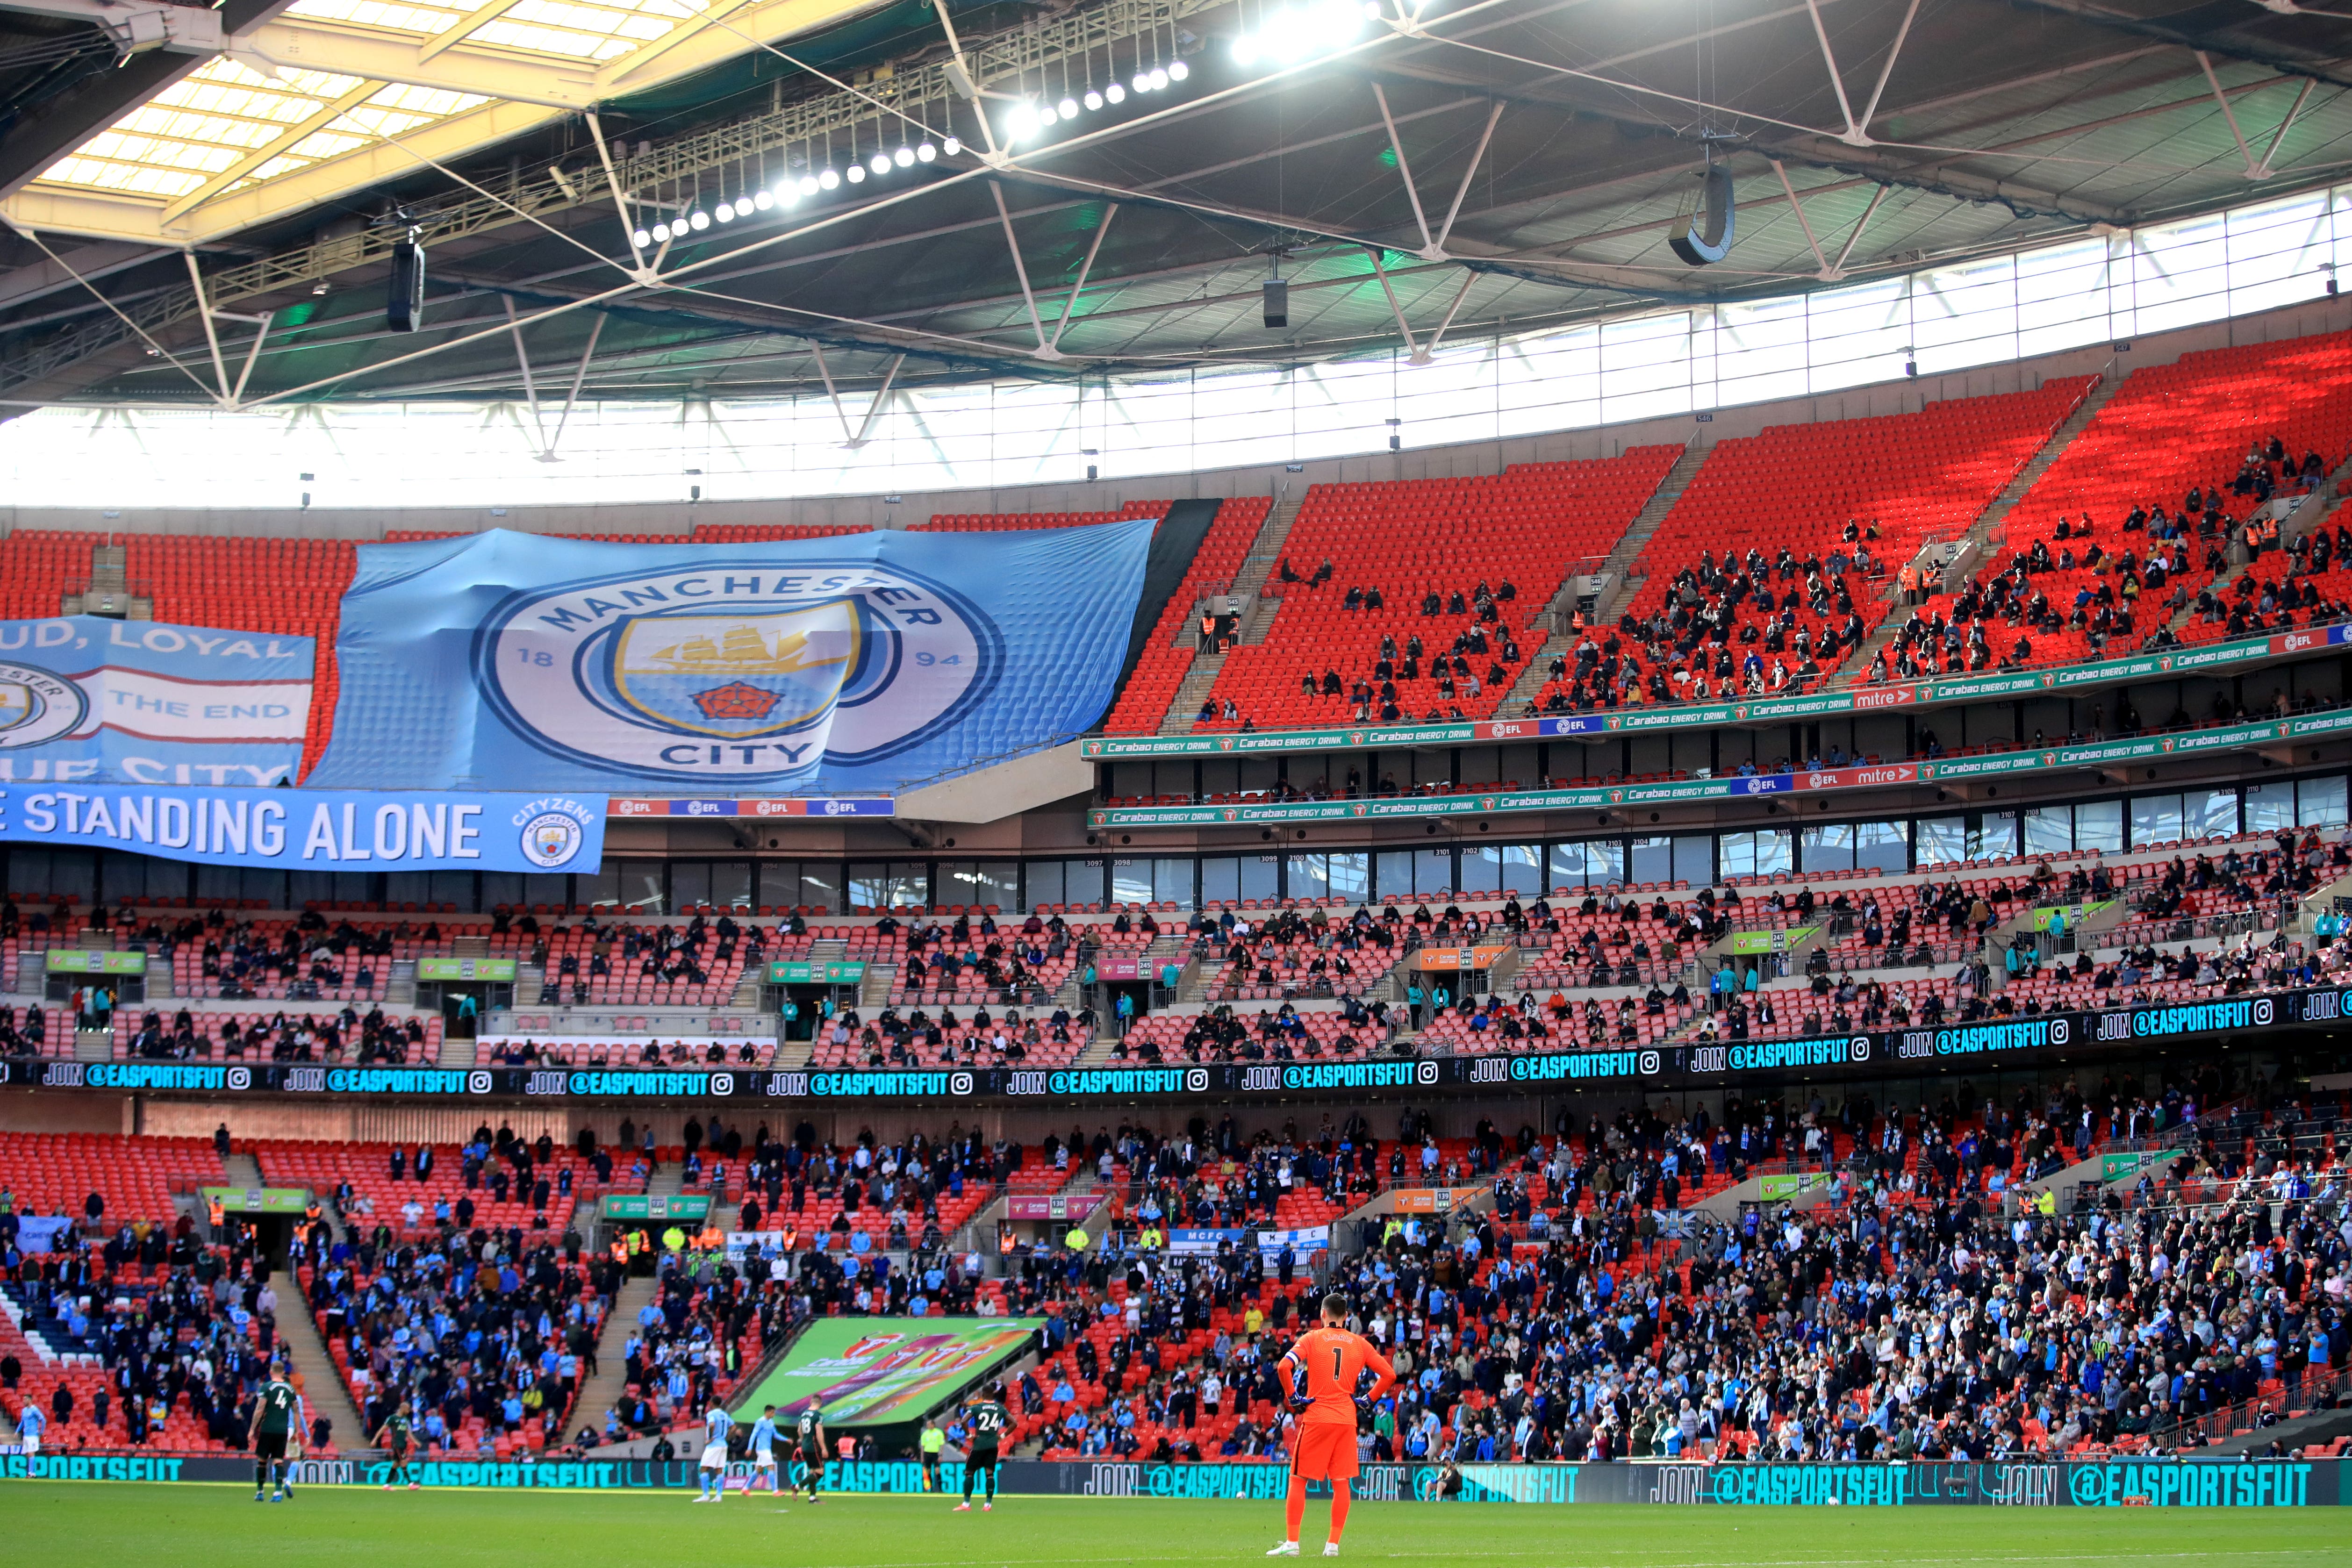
[
  {"xmin": 734, "ymin": 1318, "xmax": 1042, "ymax": 1426},
  {"xmin": 308, "ymin": 526, "xmax": 1154, "ymax": 794},
  {"xmin": 0, "ymin": 615, "xmax": 312, "ymax": 786}
]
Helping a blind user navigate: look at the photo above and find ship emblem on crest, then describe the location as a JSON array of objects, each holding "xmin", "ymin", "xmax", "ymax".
[{"xmin": 612, "ymin": 609, "xmax": 857, "ymax": 738}]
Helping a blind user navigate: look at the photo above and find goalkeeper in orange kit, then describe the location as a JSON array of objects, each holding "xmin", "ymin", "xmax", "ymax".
[{"xmin": 1267, "ymin": 1293, "xmax": 1395, "ymax": 1558}]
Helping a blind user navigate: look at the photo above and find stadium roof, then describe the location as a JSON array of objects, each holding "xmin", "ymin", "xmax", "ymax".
[{"xmin": 1, "ymin": 0, "xmax": 2351, "ymax": 413}]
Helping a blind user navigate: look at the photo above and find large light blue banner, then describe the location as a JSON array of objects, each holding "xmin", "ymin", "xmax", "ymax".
[
  {"xmin": 305, "ymin": 524, "xmax": 1155, "ymax": 792},
  {"xmin": 0, "ymin": 784, "xmax": 604, "ymax": 873},
  {"xmin": 0, "ymin": 616, "xmax": 312, "ymax": 786}
]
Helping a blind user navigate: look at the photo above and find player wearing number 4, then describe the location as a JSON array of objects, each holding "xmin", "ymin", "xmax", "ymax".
[
  {"xmin": 1269, "ymin": 1295, "xmax": 1395, "ymax": 1558},
  {"xmin": 249, "ymin": 1361, "xmax": 306, "ymax": 1504}
]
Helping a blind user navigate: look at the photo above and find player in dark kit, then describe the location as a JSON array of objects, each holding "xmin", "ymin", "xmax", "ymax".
[
  {"xmin": 372, "ymin": 1407, "xmax": 420, "ymax": 1489},
  {"xmin": 953, "ymin": 1382, "xmax": 1009, "ymax": 1512},
  {"xmin": 796, "ymin": 1402, "xmax": 829, "ymax": 1503},
  {"xmin": 248, "ymin": 1362, "xmax": 304, "ymax": 1503}
]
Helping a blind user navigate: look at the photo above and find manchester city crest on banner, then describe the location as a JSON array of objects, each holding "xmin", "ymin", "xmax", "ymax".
[
  {"xmin": 476, "ymin": 559, "xmax": 1000, "ymax": 782},
  {"xmin": 509, "ymin": 795, "xmax": 599, "ymax": 868},
  {"xmin": 0, "ymin": 660, "xmax": 87, "ymax": 750},
  {"xmin": 609, "ymin": 605, "xmax": 858, "ymax": 738}
]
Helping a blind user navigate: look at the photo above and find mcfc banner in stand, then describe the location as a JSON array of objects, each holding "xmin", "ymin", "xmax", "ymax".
[
  {"xmin": 307, "ymin": 525, "xmax": 1156, "ymax": 794},
  {"xmin": 0, "ymin": 784, "xmax": 604, "ymax": 873},
  {"xmin": 0, "ymin": 616, "xmax": 312, "ymax": 785}
]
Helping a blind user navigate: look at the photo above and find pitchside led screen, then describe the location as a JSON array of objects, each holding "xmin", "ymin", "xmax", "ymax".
[{"xmin": 736, "ymin": 1318, "xmax": 1040, "ymax": 1426}]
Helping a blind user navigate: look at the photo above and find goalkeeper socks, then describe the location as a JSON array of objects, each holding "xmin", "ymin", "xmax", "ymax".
[
  {"xmin": 1329, "ymin": 1481, "xmax": 1351, "ymax": 1543},
  {"xmin": 1284, "ymin": 1476, "xmax": 1307, "ymax": 1542}
]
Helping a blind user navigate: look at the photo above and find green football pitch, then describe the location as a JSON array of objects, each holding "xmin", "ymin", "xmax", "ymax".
[{"xmin": 6, "ymin": 1481, "xmax": 2345, "ymax": 1566}]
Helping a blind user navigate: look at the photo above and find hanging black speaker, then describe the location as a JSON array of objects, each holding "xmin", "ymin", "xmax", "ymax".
[
  {"xmin": 387, "ymin": 229, "xmax": 425, "ymax": 332},
  {"xmin": 1669, "ymin": 165, "xmax": 1735, "ymax": 267},
  {"xmin": 1262, "ymin": 278, "xmax": 1288, "ymax": 329}
]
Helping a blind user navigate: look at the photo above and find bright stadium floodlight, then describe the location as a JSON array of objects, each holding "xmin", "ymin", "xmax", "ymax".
[
  {"xmin": 688, "ymin": 209, "xmax": 710, "ymax": 230},
  {"xmin": 1084, "ymin": 89, "xmax": 1103, "ymax": 111},
  {"xmin": 1167, "ymin": 59, "xmax": 1189, "ymax": 81},
  {"xmin": 753, "ymin": 189, "xmax": 773, "ymax": 210},
  {"xmin": 803, "ymin": 175, "xmax": 823, "ymax": 195},
  {"xmin": 1104, "ymin": 82, "xmax": 1125, "ymax": 104},
  {"xmin": 818, "ymin": 169, "xmax": 840, "ymax": 189},
  {"xmin": 713, "ymin": 202, "xmax": 734, "ymax": 222},
  {"xmin": 1234, "ymin": 0, "xmax": 1368, "ymax": 69},
  {"xmin": 917, "ymin": 141, "xmax": 937, "ymax": 162},
  {"xmin": 1058, "ymin": 96, "xmax": 1079, "ymax": 119},
  {"xmin": 650, "ymin": 222, "xmax": 670, "ymax": 242},
  {"xmin": 943, "ymin": 136, "xmax": 961, "ymax": 154},
  {"xmin": 847, "ymin": 163, "xmax": 867, "ymax": 182},
  {"xmin": 895, "ymin": 144, "xmax": 916, "ymax": 167},
  {"xmin": 632, "ymin": 227, "xmax": 652, "ymax": 247}
]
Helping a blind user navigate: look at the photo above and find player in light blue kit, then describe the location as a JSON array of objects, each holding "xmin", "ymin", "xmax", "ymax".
[
  {"xmin": 695, "ymin": 1401, "xmax": 735, "ymax": 1502},
  {"xmin": 746, "ymin": 1404, "xmax": 782, "ymax": 1495}
]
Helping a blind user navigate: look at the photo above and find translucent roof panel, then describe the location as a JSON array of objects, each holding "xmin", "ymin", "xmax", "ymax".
[
  {"xmin": 285, "ymin": 0, "xmax": 466, "ymax": 36},
  {"xmin": 36, "ymin": 58, "xmax": 371, "ymax": 200},
  {"xmin": 289, "ymin": 0, "xmax": 708, "ymax": 62},
  {"xmin": 21, "ymin": 0, "xmax": 867, "ymax": 222},
  {"xmin": 469, "ymin": 0, "xmax": 708, "ymax": 63},
  {"xmin": 219, "ymin": 83, "xmax": 494, "ymax": 195}
]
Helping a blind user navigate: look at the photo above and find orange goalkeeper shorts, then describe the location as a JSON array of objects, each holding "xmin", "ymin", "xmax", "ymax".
[{"xmin": 1289, "ymin": 1421, "xmax": 1360, "ymax": 1482}]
